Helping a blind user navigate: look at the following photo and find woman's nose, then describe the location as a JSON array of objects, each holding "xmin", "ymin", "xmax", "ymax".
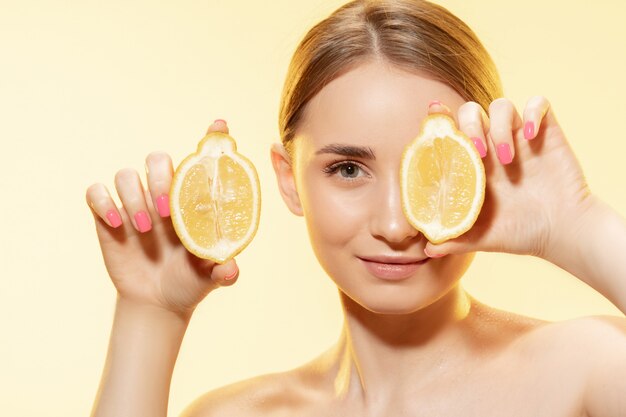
[{"xmin": 369, "ymin": 176, "xmax": 419, "ymax": 244}]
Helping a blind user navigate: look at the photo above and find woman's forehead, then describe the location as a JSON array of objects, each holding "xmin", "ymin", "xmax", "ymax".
[{"xmin": 295, "ymin": 61, "xmax": 464, "ymax": 156}]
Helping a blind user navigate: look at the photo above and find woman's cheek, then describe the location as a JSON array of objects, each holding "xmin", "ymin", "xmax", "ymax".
[{"xmin": 302, "ymin": 176, "xmax": 372, "ymax": 248}]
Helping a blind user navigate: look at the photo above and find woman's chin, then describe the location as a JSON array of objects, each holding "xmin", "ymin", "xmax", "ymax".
[
  {"xmin": 340, "ymin": 288, "xmax": 443, "ymax": 316},
  {"xmin": 363, "ymin": 304, "xmax": 426, "ymax": 315}
]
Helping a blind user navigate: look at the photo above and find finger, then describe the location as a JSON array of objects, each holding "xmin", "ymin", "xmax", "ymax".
[
  {"xmin": 427, "ymin": 100, "xmax": 453, "ymax": 118},
  {"xmin": 85, "ymin": 183, "xmax": 123, "ymax": 228},
  {"xmin": 114, "ymin": 168, "xmax": 153, "ymax": 233},
  {"xmin": 207, "ymin": 119, "xmax": 230, "ymax": 135},
  {"xmin": 488, "ymin": 98, "xmax": 522, "ymax": 165},
  {"xmin": 522, "ymin": 96, "xmax": 551, "ymax": 140},
  {"xmin": 145, "ymin": 151, "xmax": 174, "ymax": 218},
  {"xmin": 457, "ymin": 101, "xmax": 490, "ymax": 159},
  {"xmin": 210, "ymin": 258, "xmax": 240, "ymax": 287},
  {"xmin": 424, "ymin": 234, "xmax": 472, "ymax": 258}
]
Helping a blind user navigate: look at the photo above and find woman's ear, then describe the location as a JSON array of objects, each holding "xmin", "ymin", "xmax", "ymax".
[{"xmin": 270, "ymin": 142, "xmax": 303, "ymax": 216}]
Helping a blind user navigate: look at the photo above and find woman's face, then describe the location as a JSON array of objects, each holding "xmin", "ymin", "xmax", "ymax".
[{"xmin": 274, "ymin": 60, "xmax": 475, "ymax": 314}]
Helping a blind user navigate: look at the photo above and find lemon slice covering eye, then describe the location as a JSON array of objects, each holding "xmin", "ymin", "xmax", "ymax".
[
  {"xmin": 400, "ymin": 114, "xmax": 485, "ymax": 244},
  {"xmin": 170, "ymin": 132, "xmax": 261, "ymax": 263}
]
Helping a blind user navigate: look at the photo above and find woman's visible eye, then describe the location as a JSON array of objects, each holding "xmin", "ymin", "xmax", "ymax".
[{"xmin": 322, "ymin": 161, "xmax": 368, "ymax": 181}]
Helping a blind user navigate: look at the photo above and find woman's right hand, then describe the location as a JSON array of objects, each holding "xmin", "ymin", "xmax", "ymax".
[{"xmin": 85, "ymin": 120, "xmax": 239, "ymax": 318}]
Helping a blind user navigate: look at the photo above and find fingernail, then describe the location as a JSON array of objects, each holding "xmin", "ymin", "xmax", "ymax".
[
  {"xmin": 156, "ymin": 194, "xmax": 170, "ymax": 218},
  {"xmin": 106, "ymin": 209, "xmax": 122, "ymax": 228},
  {"xmin": 424, "ymin": 248, "xmax": 445, "ymax": 258},
  {"xmin": 524, "ymin": 121, "xmax": 535, "ymax": 140},
  {"xmin": 428, "ymin": 101, "xmax": 451, "ymax": 114},
  {"xmin": 471, "ymin": 137, "xmax": 487, "ymax": 158},
  {"xmin": 134, "ymin": 211, "xmax": 152, "ymax": 233},
  {"xmin": 214, "ymin": 119, "xmax": 227, "ymax": 125},
  {"xmin": 496, "ymin": 143, "xmax": 513, "ymax": 165},
  {"xmin": 224, "ymin": 267, "xmax": 239, "ymax": 280}
]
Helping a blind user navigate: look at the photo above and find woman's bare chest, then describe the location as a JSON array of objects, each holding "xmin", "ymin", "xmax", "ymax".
[{"xmin": 297, "ymin": 348, "xmax": 588, "ymax": 417}]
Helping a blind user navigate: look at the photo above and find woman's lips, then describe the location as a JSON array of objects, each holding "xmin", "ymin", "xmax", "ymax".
[{"xmin": 358, "ymin": 257, "xmax": 430, "ymax": 281}]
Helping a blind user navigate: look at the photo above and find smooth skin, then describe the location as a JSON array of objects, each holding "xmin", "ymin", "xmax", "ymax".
[{"xmin": 87, "ymin": 61, "xmax": 626, "ymax": 417}]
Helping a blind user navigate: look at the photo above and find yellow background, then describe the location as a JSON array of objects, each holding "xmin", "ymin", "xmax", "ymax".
[{"xmin": 1, "ymin": 1, "xmax": 625, "ymax": 415}]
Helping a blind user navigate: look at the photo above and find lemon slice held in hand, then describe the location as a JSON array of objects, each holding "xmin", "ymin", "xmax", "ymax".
[
  {"xmin": 400, "ymin": 114, "xmax": 485, "ymax": 244},
  {"xmin": 170, "ymin": 132, "xmax": 261, "ymax": 263}
]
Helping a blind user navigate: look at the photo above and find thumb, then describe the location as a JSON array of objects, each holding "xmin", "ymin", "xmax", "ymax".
[
  {"xmin": 210, "ymin": 258, "xmax": 240, "ymax": 287},
  {"xmin": 424, "ymin": 236, "xmax": 472, "ymax": 258}
]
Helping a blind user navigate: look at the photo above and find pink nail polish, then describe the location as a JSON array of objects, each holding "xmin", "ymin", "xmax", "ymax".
[
  {"xmin": 134, "ymin": 211, "xmax": 152, "ymax": 233},
  {"xmin": 214, "ymin": 119, "xmax": 227, "ymax": 125},
  {"xmin": 106, "ymin": 209, "xmax": 122, "ymax": 228},
  {"xmin": 225, "ymin": 268, "xmax": 238, "ymax": 280},
  {"xmin": 524, "ymin": 121, "xmax": 535, "ymax": 140},
  {"xmin": 156, "ymin": 194, "xmax": 170, "ymax": 217},
  {"xmin": 496, "ymin": 143, "xmax": 513, "ymax": 165},
  {"xmin": 471, "ymin": 137, "xmax": 487, "ymax": 158},
  {"xmin": 428, "ymin": 100, "xmax": 441, "ymax": 108}
]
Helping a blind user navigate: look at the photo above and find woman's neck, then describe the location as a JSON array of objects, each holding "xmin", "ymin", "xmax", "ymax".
[{"xmin": 330, "ymin": 285, "xmax": 476, "ymax": 407}]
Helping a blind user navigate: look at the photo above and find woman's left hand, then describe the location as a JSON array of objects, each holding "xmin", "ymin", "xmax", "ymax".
[{"xmin": 424, "ymin": 96, "xmax": 595, "ymax": 260}]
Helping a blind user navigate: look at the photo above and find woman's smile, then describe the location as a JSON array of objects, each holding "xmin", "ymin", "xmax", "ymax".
[{"xmin": 357, "ymin": 255, "xmax": 431, "ymax": 281}]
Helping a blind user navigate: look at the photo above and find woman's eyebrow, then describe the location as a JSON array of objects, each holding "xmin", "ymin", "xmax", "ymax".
[{"xmin": 315, "ymin": 144, "xmax": 376, "ymax": 160}]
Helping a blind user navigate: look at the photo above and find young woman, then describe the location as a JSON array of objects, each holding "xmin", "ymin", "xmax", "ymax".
[{"xmin": 87, "ymin": 1, "xmax": 626, "ymax": 416}]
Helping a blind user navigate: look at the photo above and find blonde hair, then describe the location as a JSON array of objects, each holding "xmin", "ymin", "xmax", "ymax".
[{"xmin": 279, "ymin": 0, "xmax": 503, "ymax": 151}]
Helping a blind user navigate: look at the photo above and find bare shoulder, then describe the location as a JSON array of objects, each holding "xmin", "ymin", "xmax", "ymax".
[
  {"xmin": 468, "ymin": 299, "xmax": 626, "ymax": 374},
  {"xmin": 554, "ymin": 314, "xmax": 626, "ymax": 337},
  {"xmin": 498, "ymin": 308, "xmax": 626, "ymax": 389},
  {"xmin": 520, "ymin": 313, "xmax": 626, "ymax": 353},
  {"xmin": 179, "ymin": 369, "xmax": 316, "ymax": 417},
  {"xmin": 539, "ymin": 313, "xmax": 626, "ymax": 374},
  {"xmin": 469, "ymin": 298, "xmax": 626, "ymax": 353},
  {"xmin": 534, "ymin": 314, "xmax": 626, "ymax": 417},
  {"xmin": 468, "ymin": 301, "xmax": 626, "ymax": 416}
]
